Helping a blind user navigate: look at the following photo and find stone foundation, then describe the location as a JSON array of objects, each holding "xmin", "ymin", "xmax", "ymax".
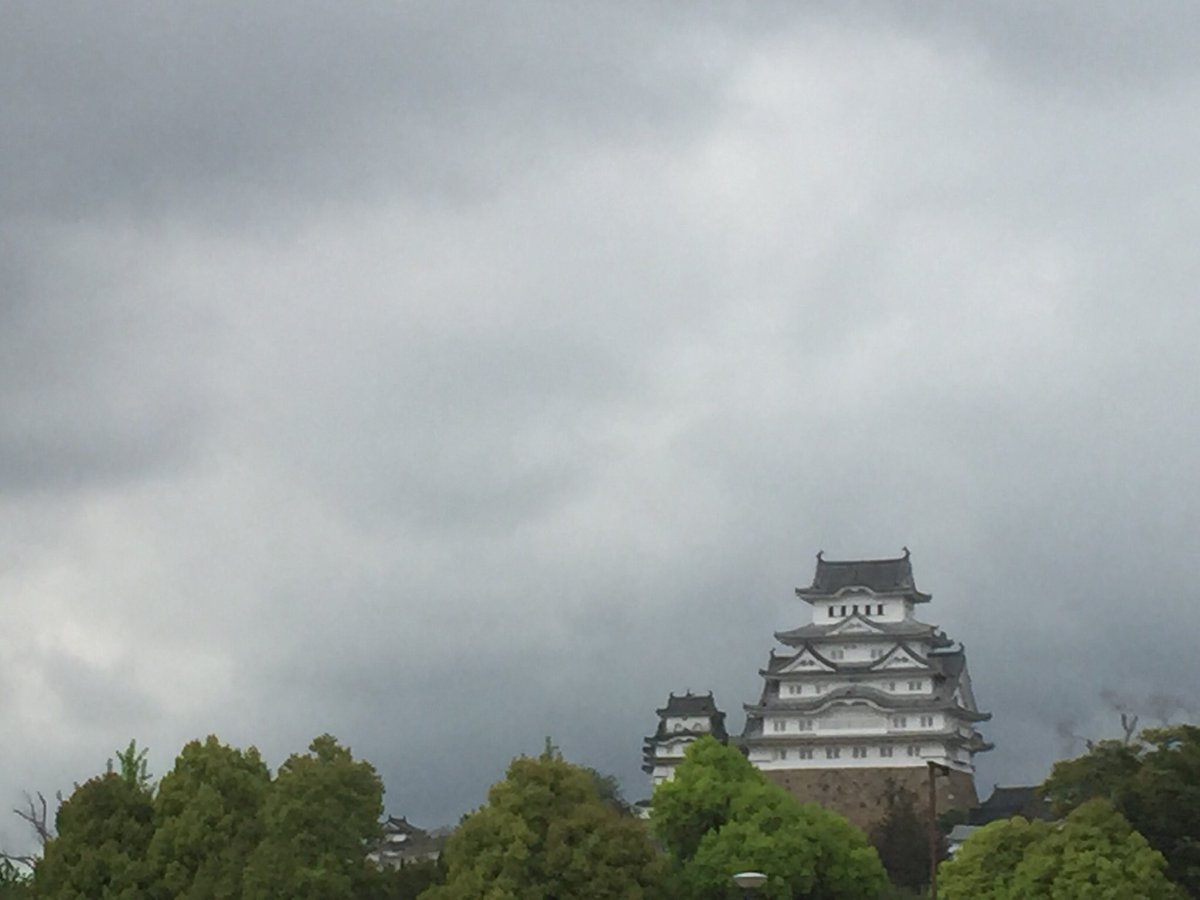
[{"xmin": 763, "ymin": 766, "xmax": 978, "ymax": 832}]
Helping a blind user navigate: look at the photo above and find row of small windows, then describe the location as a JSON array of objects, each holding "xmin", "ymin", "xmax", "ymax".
[
  {"xmin": 829, "ymin": 603, "xmax": 886, "ymax": 618},
  {"xmin": 770, "ymin": 714, "xmax": 937, "ymax": 731},
  {"xmin": 772, "ymin": 745, "xmax": 924, "ymax": 761},
  {"xmin": 781, "ymin": 680, "xmax": 924, "ymax": 696},
  {"xmin": 772, "ymin": 718, "xmax": 815, "ymax": 731}
]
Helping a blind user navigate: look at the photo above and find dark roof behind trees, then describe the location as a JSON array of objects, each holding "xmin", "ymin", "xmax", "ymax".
[{"xmin": 968, "ymin": 786, "xmax": 1053, "ymax": 825}]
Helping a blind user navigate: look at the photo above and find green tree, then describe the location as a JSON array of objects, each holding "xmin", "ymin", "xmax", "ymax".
[
  {"xmin": 0, "ymin": 860, "xmax": 32, "ymax": 900},
  {"xmin": 652, "ymin": 738, "xmax": 887, "ymax": 899},
  {"xmin": 33, "ymin": 772, "xmax": 155, "ymax": 900},
  {"xmin": 424, "ymin": 751, "xmax": 666, "ymax": 899},
  {"xmin": 651, "ymin": 736, "xmax": 762, "ymax": 862},
  {"xmin": 938, "ymin": 816, "xmax": 1050, "ymax": 899},
  {"xmin": 145, "ymin": 736, "xmax": 271, "ymax": 899},
  {"xmin": 359, "ymin": 858, "xmax": 445, "ymax": 900},
  {"xmin": 870, "ymin": 783, "xmax": 936, "ymax": 892},
  {"xmin": 241, "ymin": 734, "xmax": 384, "ymax": 900},
  {"xmin": 940, "ymin": 800, "xmax": 1184, "ymax": 900},
  {"xmin": 111, "ymin": 740, "xmax": 152, "ymax": 793},
  {"xmin": 1119, "ymin": 726, "xmax": 1200, "ymax": 894},
  {"xmin": 1040, "ymin": 724, "xmax": 1200, "ymax": 893},
  {"xmin": 1041, "ymin": 739, "xmax": 1142, "ymax": 817}
]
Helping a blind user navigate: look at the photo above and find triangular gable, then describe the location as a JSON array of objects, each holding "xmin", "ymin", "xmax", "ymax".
[
  {"xmin": 870, "ymin": 643, "xmax": 928, "ymax": 671},
  {"xmin": 779, "ymin": 645, "xmax": 836, "ymax": 673},
  {"xmin": 826, "ymin": 614, "xmax": 888, "ymax": 637}
]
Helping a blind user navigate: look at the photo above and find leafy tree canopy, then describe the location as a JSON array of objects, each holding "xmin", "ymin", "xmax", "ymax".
[
  {"xmin": 0, "ymin": 860, "xmax": 32, "ymax": 900},
  {"xmin": 940, "ymin": 799, "xmax": 1184, "ymax": 900},
  {"xmin": 242, "ymin": 734, "xmax": 385, "ymax": 900},
  {"xmin": 146, "ymin": 735, "xmax": 271, "ymax": 899},
  {"xmin": 1040, "ymin": 724, "xmax": 1200, "ymax": 894},
  {"xmin": 425, "ymin": 750, "xmax": 665, "ymax": 900},
  {"xmin": 33, "ymin": 771, "xmax": 155, "ymax": 900},
  {"xmin": 652, "ymin": 737, "xmax": 888, "ymax": 900}
]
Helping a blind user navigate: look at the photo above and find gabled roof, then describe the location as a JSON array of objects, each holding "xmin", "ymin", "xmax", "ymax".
[
  {"xmin": 795, "ymin": 550, "xmax": 931, "ymax": 603},
  {"xmin": 766, "ymin": 645, "xmax": 837, "ymax": 674}
]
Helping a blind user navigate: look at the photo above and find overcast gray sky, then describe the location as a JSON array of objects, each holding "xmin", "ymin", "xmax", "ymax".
[{"xmin": 3, "ymin": 1, "xmax": 1200, "ymax": 845}]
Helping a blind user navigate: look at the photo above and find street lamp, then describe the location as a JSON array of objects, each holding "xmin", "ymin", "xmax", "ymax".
[
  {"xmin": 732, "ymin": 871, "xmax": 768, "ymax": 898},
  {"xmin": 927, "ymin": 759, "xmax": 951, "ymax": 900}
]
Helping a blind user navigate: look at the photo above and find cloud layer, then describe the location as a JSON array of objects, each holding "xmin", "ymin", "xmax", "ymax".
[{"xmin": 3, "ymin": 2, "xmax": 1200, "ymax": 847}]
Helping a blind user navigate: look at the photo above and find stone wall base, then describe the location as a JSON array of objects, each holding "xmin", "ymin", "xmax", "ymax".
[{"xmin": 762, "ymin": 766, "xmax": 978, "ymax": 833}]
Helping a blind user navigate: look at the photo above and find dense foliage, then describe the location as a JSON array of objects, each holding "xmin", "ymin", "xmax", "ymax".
[
  {"xmin": 940, "ymin": 798, "xmax": 1184, "ymax": 899},
  {"xmin": 15, "ymin": 734, "xmax": 394, "ymax": 900},
  {"xmin": 147, "ymin": 737, "xmax": 271, "ymax": 898},
  {"xmin": 653, "ymin": 737, "xmax": 889, "ymax": 899},
  {"xmin": 34, "ymin": 771, "xmax": 156, "ymax": 899},
  {"xmin": 424, "ymin": 749, "xmax": 665, "ymax": 900},
  {"xmin": 1041, "ymin": 724, "xmax": 1200, "ymax": 893}
]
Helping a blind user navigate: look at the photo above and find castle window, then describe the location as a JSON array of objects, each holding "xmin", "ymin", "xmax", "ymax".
[
  {"xmin": 852, "ymin": 746, "xmax": 868, "ymax": 759},
  {"xmin": 880, "ymin": 746, "xmax": 894, "ymax": 758},
  {"xmin": 920, "ymin": 715, "xmax": 934, "ymax": 728},
  {"xmin": 870, "ymin": 649, "xmax": 883, "ymax": 660},
  {"xmin": 799, "ymin": 748, "xmax": 814, "ymax": 760},
  {"xmin": 828, "ymin": 606, "xmax": 836, "ymax": 618},
  {"xmin": 852, "ymin": 604, "xmax": 859, "ymax": 614},
  {"xmin": 891, "ymin": 716, "xmax": 907, "ymax": 729},
  {"xmin": 797, "ymin": 718, "xmax": 813, "ymax": 731},
  {"xmin": 773, "ymin": 719, "xmax": 786, "ymax": 732},
  {"xmin": 877, "ymin": 603, "xmax": 884, "ymax": 615},
  {"xmin": 887, "ymin": 681, "xmax": 896, "ymax": 691},
  {"xmin": 840, "ymin": 605, "xmax": 847, "ymax": 616},
  {"xmin": 908, "ymin": 680, "xmax": 923, "ymax": 691},
  {"xmin": 829, "ymin": 649, "xmax": 844, "ymax": 660},
  {"xmin": 826, "ymin": 747, "xmax": 840, "ymax": 759},
  {"xmin": 776, "ymin": 748, "xmax": 788, "ymax": 761},
  {"xmin": 907, "ymin": 745, "xmax": 920, "ymax": 757}
]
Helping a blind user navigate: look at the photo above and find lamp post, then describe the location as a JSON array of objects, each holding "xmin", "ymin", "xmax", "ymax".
[
  {"xmin": 732, "ymin": 871, "xmax": 768, "ymax": 898},
  {"xmin": 927, "ymin": 760, "xmax": 951, "ymax": 900}
]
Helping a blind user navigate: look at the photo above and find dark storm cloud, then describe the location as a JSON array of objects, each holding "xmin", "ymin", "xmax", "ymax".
[
  {"xmin": 0, "ymin": 222, "xmax": 215, "ymax": 494},
  {"xmin": 3, "ymin": 1, "xmax": 1200, "ymax": 843},
  {"xmin": 0, "ymin": 1, "xmax": 734, "ymax": 221}
]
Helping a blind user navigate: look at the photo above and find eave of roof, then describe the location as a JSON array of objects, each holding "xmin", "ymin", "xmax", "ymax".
[{"xmin": 794, "ymin": 550, "xmax": 932, "ymax": 603}]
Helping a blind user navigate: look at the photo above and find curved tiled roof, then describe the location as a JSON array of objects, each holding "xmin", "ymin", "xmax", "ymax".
[
  {"xmin": 796, "ymin": 550, "xmax": 931, "ymax": 602},
  {"xmin": 775, "ymin": 615, "xmax": 952, "ymax": 646},
  {"xmin": 743, "ymin": 684, "xmax": 991, "ymax": 722},
  {"xmin": 656, "ymin": 691, "xmax": 722, "ymax": 718}
]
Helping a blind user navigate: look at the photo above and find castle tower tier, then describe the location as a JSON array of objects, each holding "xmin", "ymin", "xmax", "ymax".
[
  {"xmin": 643, "ymin": 692, "xmax": 728, "ymax": 785},
  {"xmin": 741, "ymin": 551, "xmax": 991, "ymax": 830}
]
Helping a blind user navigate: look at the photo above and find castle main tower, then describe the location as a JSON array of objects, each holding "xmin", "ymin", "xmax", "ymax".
[{"xmin": 741, "ymin": 551, "xmax": 991, "ymax": 830}]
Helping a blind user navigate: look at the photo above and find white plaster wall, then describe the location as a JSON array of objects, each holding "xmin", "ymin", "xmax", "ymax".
[
  {"xmin": 663, "ymin": 715, "xmax": 711, "ymax": 733},
  {"xmin": 814, "ymin": 598, "xmax": 914, "ymax": 624},
  {"xmin": 748, "ymin": 739, "xmax": 968, "ymax": 771}
]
